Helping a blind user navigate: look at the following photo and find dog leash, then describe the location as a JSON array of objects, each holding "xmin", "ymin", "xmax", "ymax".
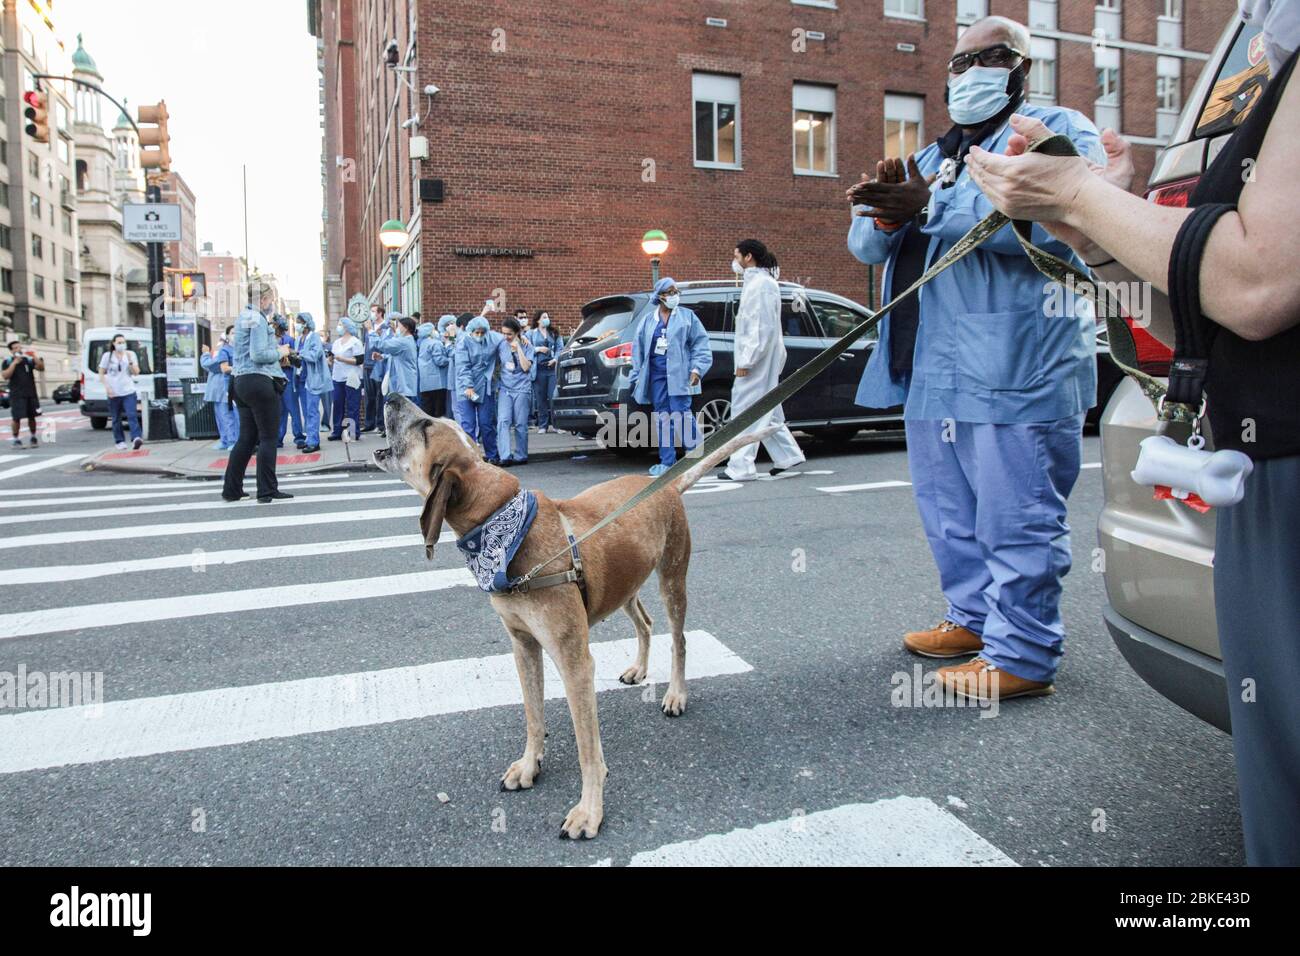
[{"xmin": 513, "ymin": 134, "xmax": 1197, "ymax": 588}]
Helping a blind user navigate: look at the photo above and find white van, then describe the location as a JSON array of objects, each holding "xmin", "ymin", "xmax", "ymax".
[{"xmin": 79, "ymin": 326, "xmax": 156, "ymax": 430}]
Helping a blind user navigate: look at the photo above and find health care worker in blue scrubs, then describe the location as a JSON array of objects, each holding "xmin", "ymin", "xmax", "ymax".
[
  {"xmin": 454, "ymin": 315, "xmax": 501, "ymax": 462},
  {"xmin": 495, "ymin": 316, "xmax": 534, "ymax": 465},
  {"xmin": 199, "ymin": 325, "xmax": 237, "ymax": 450},
  {"xmin": 847, "ymin": 15, "xmax": 1103, "ymax": 701},
  {"xmin": 628, "ymin": 277, "xmax": 712, "ymax": 477},
  {"xmin": 372, "ymin": 314, "xmax": 420, "ymax": 401}
]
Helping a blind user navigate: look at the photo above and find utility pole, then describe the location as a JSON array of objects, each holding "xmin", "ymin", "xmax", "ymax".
[{"xmin": 146, "ymin": 176, "xmax": 167, "ymax": 410}]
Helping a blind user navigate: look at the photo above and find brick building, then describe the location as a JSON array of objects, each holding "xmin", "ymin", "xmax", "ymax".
[{"xmin": 313, "ymin": 0, "xmax": 1227, "ymax": 333}]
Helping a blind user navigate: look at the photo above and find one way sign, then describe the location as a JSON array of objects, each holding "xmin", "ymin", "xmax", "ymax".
[{"xmin": 124, "ymin": 203, "xmax": 182, "ymax": 242}]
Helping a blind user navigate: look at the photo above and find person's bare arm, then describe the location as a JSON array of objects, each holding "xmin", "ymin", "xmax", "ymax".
[
  {"xmin": 968, "ymin": 89, "xmax": 1300, "ymax": 343},
  {"xmin": 33, "ymin": 357, "xmax": 44, "ymax": 372},
  {"xmin": 1, "ymin": 361, "xmax": 14, "ymax": 381}
]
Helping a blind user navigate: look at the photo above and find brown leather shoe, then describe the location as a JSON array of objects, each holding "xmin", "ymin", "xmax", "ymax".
[
  {"xmin": 903, "ymin": 620, "xmax": 982, "ymax": 658},
  {"xmin": 936, "ymin": 657, "xmax": 1055, "ymax": 701}
]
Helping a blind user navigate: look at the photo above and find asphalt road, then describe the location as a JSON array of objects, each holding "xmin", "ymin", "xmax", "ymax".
[{"xmin": 0, "ymin": 410, "xmax": 1244, "ymax": 866}]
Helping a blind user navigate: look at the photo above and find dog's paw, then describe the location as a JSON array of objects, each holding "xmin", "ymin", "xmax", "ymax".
[
  {"xmin": 500, "ymin": 756, "xmax": 542, "ymax": 792},
  {"xmin": 661, "ymin": 689, "xmax": 688, "ymax": 717},
  {"xmin": 559, "ymin": 802, "xmax": 603, "ymax": 840},
  {"xmin": 618, "ymin": 664, "xmax": 648, "ymax": 685}
]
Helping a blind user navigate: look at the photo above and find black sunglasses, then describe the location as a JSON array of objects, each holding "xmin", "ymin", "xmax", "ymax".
[{"xmin": 948, "ymin": 43, "xmax": 1025, "ymax": 75}]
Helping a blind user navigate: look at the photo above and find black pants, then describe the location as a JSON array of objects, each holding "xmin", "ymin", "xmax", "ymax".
[
  {"xmin": 363, "ymin": 375, "xmax": 382, "ymax": 429},
  {"xmin": 419, "ymin": 389, "xmax": 446, "ymax": 418},
  {"xmin": 224, "ymin": 374, "xmax": 281, "ymax": 499}
]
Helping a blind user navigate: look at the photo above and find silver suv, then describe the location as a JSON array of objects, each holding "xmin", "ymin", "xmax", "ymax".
[{"xmin": 1098, "ymin": 16, "xmax": 1269, "ymax": 733}]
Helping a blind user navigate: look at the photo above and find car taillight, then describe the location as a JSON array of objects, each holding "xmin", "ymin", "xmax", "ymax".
[
  {"xmin": 1126, "ymin": 175, "xmax": 1198, "ymax": 376},
  {"xmin": 600, "ymin": 342, "xmax": 633, "ymax": 366},
  {"xmin": 1146, "ymin": 175, "xmax": 1198, "ymax": 209}
]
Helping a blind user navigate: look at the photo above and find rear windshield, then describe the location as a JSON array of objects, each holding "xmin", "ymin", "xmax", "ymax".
[
  {"xmin": 1194, "ymin": 23, "xmax": 1269, "ymax": 139},
  {"xmin": 571, "ymin": 298, "xmax": 637, "ymax": 346},
  {"xmin": 89, "ymin": 340, "xmax": 153, "ymax": 376}
]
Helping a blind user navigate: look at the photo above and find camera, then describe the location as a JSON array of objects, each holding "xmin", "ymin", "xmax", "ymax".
[{"xmin": 286, "ymin": 351, "xmax": 303, "ymax": 369}]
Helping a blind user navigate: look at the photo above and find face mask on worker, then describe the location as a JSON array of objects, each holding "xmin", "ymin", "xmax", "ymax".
[
  {"xmin": 336, "ymin": 324, "xmax": 346, "ymax": 335},
  {"xmin": 540, "ymin": 318, "xmax": 550, "ymax": 328},
  {"xmin": 114, "ymin": 341, "xmax": 126, "ymax": 352},
  {"xmin": 731, "ymin": 258, "xmax": 745, "ymax": 276},
  {"xmin": 662, "ymin": 293, "xmax": 680, "ymax": 310},
  {"xmin": 946, "ymin": 65, "xmax": 1018, "ymax": 125},
  {"xmin": 1240, "ymin": 0, "xmax": 1300, "ymax": 74}
]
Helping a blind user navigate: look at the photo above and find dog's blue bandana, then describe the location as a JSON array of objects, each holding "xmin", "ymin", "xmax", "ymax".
[{"xmin": 455, "ymin": 490, "xmax": 538, "ymax": 592}]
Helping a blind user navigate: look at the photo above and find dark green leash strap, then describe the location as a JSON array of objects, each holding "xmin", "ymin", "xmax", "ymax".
[{"xmin": 515, "ymin": 133, "xmax": 1193, "ymax": 587}]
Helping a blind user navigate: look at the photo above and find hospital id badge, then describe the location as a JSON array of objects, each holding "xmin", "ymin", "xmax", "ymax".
[
  {"xmin": 505, "ymin": 360, "xmax": 516, "ymax": 371},
  {"xmin": 654, "ymin": 335, "xmax": 668, "ymax": 355}
]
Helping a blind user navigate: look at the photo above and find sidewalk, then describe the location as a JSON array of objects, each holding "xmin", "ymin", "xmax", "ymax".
[{"xmin": 83, "ymin": 427, "xmax": 603, "ymax": 478}]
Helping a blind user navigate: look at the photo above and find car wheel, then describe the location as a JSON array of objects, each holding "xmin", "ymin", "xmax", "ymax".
[
  {"xmin": 697, "ymin": 394, "xmax": 731, "ymax": 439},
  {"xmin": 91, "ymin": 417, "xmax": 108, "ymax": 430}
]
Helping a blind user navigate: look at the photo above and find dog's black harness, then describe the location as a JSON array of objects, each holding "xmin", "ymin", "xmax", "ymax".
[{"xmin": 508, "ymin": 510, "xmax": 588, "ymax": 608}]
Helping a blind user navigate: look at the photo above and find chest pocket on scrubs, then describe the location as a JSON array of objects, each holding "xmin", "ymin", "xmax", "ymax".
[{"xmin": 956, "ymin": 308, "xmax": 1044, "ymax": 391}]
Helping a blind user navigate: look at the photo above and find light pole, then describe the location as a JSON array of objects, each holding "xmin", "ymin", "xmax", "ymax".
[
  {"xmin": 379, "ymin": 219, "xmax": 408, "ymax": 312},
  {"xmin": 641, "ymin": 229, "xmax": 668, "ymax": 287}
]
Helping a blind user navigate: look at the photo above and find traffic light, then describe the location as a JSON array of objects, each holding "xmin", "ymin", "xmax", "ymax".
[
  {"xmin": 137, "ymin": 100, "xmax": 171, "ymax": 172},
  {"xmin": 180, "ymin": 271, "xmax": 206, "ymax": 301},
  {"xmin": 22, "ymin": 89, "xmax": 49, "ymax": 143}
]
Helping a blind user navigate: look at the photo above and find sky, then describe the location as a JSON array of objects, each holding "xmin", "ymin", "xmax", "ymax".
[{"xmin": 59, "ymin": 0, "xmax": 324, "ymax": 316}]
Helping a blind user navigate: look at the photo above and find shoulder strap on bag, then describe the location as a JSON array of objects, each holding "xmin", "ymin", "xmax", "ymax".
[{"xmin": 1164, "ymin": 202, "xmax": 1235, "ymax": 406}]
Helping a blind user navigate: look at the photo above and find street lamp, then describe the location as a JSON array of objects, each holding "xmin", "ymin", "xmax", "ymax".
[
  {"xmin": 379, "ymin": 218, "xmax": 408, "ymax": 312},
  {"xmin": 641, "ymin": 229, "xmax": 668, "ymax": 286}
]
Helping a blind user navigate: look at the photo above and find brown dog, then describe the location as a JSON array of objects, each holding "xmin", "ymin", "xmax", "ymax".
[{"xmin": 373, "ymin": 393, "xmax": 772, "ymax": 838}]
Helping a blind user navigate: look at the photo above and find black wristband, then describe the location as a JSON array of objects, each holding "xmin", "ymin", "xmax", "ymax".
[{"xmin": 1084, "ymin": 256, "xmax": 1116, "ymax": 269}]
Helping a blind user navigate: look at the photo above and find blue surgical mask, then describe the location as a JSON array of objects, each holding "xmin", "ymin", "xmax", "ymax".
[
  {"xmin": 946, "ymin": 66, "xmax": 1012, "ymax": 125},
  {"xmin": 540, "ymin": 318, "xmax": 550, "ymax": 328},
  {"xmin": 662, "ymin": 294, "xmax": 680, "ymax": 310}
]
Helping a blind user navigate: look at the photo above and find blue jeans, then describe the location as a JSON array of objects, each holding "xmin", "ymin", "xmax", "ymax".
[
  {"xmin": 108, "ymin": 393, "xmax": 142, "ymax": 444},
  {"xmin": 497, "ymin": 387, "xmax": 531, "ymax": 462},
  {"xmin": 650, "ymin": 371, "xmax": 698, "ymax": 467},
  {"xmin": 456, "ymin": 395, "xmax": 497, "ymax": 460},
  {"xmin": 330, "ymin": 380, "xmax": 361, "ymax": 439},
  {"xmin": 279, "ymin": 375, "xmax": 305, "ymax": 445},
  {"xmin": 210, "ymin": 398, "xmax": 239, "ymax": 447},
  {"xmin": 534, "ymin": 369, "xmax": 556, "ymax": 429},
  {"xmin": 905, "ymin": 415, "xmax": 1084, "ymax": 684}
]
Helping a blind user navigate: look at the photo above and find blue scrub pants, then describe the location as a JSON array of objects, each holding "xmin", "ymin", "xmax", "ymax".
[
  {"xmin": 211, "ymin": 398, "xmax": 239, "ymax": 447},
  {"xmin": 650, "ymin": 370, "xmax": 699, "ymax": 468},
  {"xmin": 534, "ymin": 368, "xmax": 556, "ymax": 429},
  {"xmin": 457, "ymin": 395, "xmax": 498, "ymax": 460},
  {"xmin": 497, "ymin": 386, "xmax": 531, "ymax": 462},
  {"xmin": 330, "ymin": 381, "xmax": 361, "ymax": 439},
  {"xmin": 279, "ymin": 375, "xmax": 305, "ymax": 446},
  {"xmin": 300, "ymin": 389, "xmax": 322, "ymax": 446},
  {"xmin": 905, "ymin": 415, "xmax": 1084, "ymax": 684}
]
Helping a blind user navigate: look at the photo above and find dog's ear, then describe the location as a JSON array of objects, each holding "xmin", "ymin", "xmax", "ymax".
[{"xmin": 419, "ymin": 465, "xmax": 457, "ymax": 560}]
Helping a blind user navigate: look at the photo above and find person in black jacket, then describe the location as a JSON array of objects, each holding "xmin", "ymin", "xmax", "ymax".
[
  {"xmin": 965, "ymin": 14, "xmax": 1299, "ymax": 864},
  {"xmin": 3, "ymin": 340, "xmax": 43, "ymax": 447}
]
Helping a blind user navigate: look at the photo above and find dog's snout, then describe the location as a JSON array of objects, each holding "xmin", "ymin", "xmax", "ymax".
[{"xmin": 386, "ymin": 392, "xmax": 407, "ymax": 407}]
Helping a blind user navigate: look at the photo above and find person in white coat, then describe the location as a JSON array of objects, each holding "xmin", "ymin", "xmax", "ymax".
[{"xmin": 720, "ymin": 239, "xmax": 806, "ymax": 481}]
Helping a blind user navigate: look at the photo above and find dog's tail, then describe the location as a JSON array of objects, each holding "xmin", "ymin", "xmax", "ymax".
[{"xmin": 670, "ymin": 424, "xmax": 780, "ymax": 495}]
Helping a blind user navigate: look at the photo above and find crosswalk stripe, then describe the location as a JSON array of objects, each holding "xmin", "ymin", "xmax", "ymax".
[
  {"xmin": 0, "ymin": 454, "xmax": 86, "ymax": 482},
  {"xmin": 0, "ymin": 487, "xmax": 416, "ymax": 526},
  {"xmin": 0, "ymin": 531, "xmax": 456, "ymax": 586},
  {"xmin": 0, "ymin": 630, "xmax": 752, "ymax": 774},
  {"xmin": 0, "ymin": 473, "xmax": 344, "ymax": 498},
  {"xmin": 815, "ymin": 479, "xmax": 912, "ymax": 494},
  {"xmin": 683, "ymin": 482, "xmax": 743, "ymax": 496},
  {"xmin": 0, "ymin": 477, "xmax": 404, "ymax": 510},
  {"xmin": 0, "ymin": 504, "xmax": 422, "ymax": 551},
  {"xmin": 622, "ymin": 797, "xmax": 1016, "ymax": 866},
  {"xmin": 1081, "ymin": 461, "xmax": 1102, "ymax": 470},
  {"xmin": 0, "ymin": 567, "xmax": 474, "ymax": 640}
]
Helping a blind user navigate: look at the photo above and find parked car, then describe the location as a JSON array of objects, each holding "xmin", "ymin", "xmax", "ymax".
[
  {"xmin": 78, "ymin": 325, "xmax": 156, "ymax": 430},
  {"xmin": 1098, "ymin": 15, "xmax": 1267, "ymax": 733},
  {"xmin": 52, "ymin": 381, "xmax": 81, "ymax": 404},
  {"xmin": 0, "ymin": 382, "xmax": 8, "ymax": 409},
  {"xmin": 550, "ymin": 281, "xmax": 901, "ymax": 452}
]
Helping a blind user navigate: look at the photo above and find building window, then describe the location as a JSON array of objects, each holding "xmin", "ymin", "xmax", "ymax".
[
  {"xmin": 885, "ymin": 0, "xmax": 924, "ymax": 19},
  {"xmin": 1157, "ymin": 55, "xmax": 1182, "ymax": 139},
  {"xmin": 30, "ymin": 192, "xmax": 40, "ymax": 217},
  {"xmin": 883, "ymin": 93, "xmax": 924, "ymax": 161},
  {"xmin": 1095, "ymin": 1, "xmax": 1122, "ymax": 43},
  {"xmin": 1028, "ymin": 0, "xmax": 1057, "ymax": 31},
  {"xmin": 0, "ymin": 225, "xmax": 9, "ymax": 250},
  {"xmin": 692, "ymin": 73, "xmax": 741, "ymax": 169},
  {"xmin": 34, "ymin": 314, "xmax": 46, "ymax": 339},
  {"xmin": 1162, "ymin": 0, "xmax": 1181, "ymax": 16},
  {"xmin": 1158, "ymin": 0, "xmax": 1182, "ymax": 47},
  {"xmin": 1096, "ymin": 66, "xmax": 1120, "ymax": 105},
  {"xmin": 63, "ymin": 247, "xmax": 74, "ymax": 272},
  {"xmin": 65, "ymin": 282, "xmax": 76, "ymax": 309},
  {"xmin": 31, "ymin": 233, "xmax": 42, "ymax": 258},
  {"xmin": 0, "ymin": 139, "xmax": 7, "ymax": 166},
  {"xmin": 33, "ymin": 276, "xmax": 45, "ymax": 300},
  {"xmin": 62, "ymin": 210, "xmax": 72, "ymax": 235},
  {"xmin": 793, "ymin": 83, "xmax": 836, "ymax": 175},
  {"xmin": 1095, "ymin": 46, "xmax": 1121, "ymax": 131},
  {"xmin": 28, "ymin": 153, "xmax": 39, "ymax": 177},
  {"xmin": 955, "ymin": 0, "xmax": 985, "ymax": 22},
  {"xmin": 0, "ymin": 184, "xmax": 9, "ymax": 208},
  {"xmin": 0, "ymin": 269, "xmax": 11, "ymax": 293},
  {"xmin": 0, "ymin": 96, "xmax": 6, "ymax": 123},
  {"xmin": 56, "ymin": 102, "xmax": 69, "ymax": 132},
  {"xmin": 66, "ymin": 318, "xmax": 77, "ymax": 346},
  {"xmin": 57, "ymin": 137, "xmax": 69, "ymax": 165},
  {"xmin": 1028, "ymin": 38, "xmax": 1058, "ymax": 105}
]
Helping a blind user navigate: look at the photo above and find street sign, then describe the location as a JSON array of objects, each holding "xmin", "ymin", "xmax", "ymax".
[
  {"xmin": 346, "ymin": 293, "xmax": 369, "ymax": 323},
  {"xmin": 124, "ymin": 202, "xmax": 182, "ymax": 242}
]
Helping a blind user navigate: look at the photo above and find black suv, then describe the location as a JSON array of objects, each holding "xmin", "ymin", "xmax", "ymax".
[{"xmin": 550, "ymin": 280, "xmax": 903, "ymax": 450}]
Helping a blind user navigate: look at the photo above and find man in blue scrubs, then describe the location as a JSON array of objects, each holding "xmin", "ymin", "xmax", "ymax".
[{"xmin": 847, "ymin": 16, "xmax": 1104, "ymax": 701}]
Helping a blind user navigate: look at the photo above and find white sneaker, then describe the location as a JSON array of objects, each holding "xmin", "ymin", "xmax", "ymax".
[{"xmin": 115, "ymin": 441, "xmax": 128, "ymax": 450}]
